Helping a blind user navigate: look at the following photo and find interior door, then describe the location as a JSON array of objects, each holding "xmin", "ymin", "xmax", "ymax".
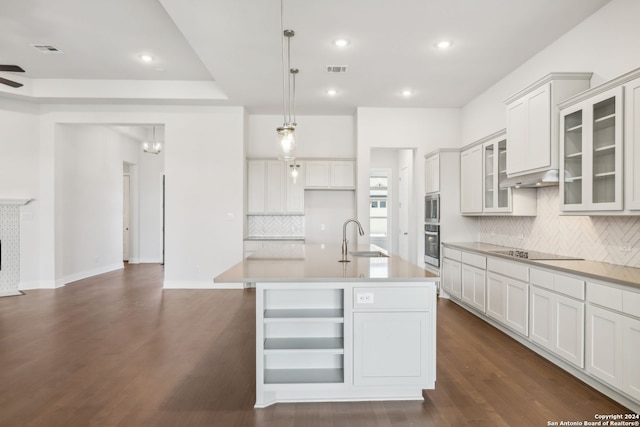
[
  {"xmin": 399, "ymin": 166, "xmax": 409, "ymax": 260},
  {"xmin": 123, "ymin": 174, "xmax": 130, "ymax": 261}
]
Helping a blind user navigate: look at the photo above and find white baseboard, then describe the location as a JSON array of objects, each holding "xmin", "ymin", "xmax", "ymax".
[
  {"xmin": 20, "ymin": 280, "xmax": 63, "ymax": 290},
  {"xmin": 57, "ymin": 263, "xmax": 124, "ymax": 287},
  {"xmin": 0, "ymin": 290, "xmax": 23, "ymax": 297},
  {"xmin": 163, "ymin": 280, "xmax": 243, "ymax": 290}
]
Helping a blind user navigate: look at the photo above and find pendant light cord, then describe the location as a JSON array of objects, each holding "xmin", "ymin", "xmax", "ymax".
[{"xmin": 280, "ymin": 0, "xmax": 287, "ymax": 125}]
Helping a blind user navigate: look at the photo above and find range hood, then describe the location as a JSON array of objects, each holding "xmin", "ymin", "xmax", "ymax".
[{"xmin": 499, "ymin": 169, "xmax": 567, "ymax": 188}]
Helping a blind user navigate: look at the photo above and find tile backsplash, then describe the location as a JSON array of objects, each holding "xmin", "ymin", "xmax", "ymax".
[
  {"xmin": 248, "ymin": 215, "xmax": 305, "ymax": 238},
  {"xmin": 0, "ymin": 205, "xmax": 20, "ymax": 295},
  {"xmin": 479, "ymin": 187, "xmax": 640, "ymax": 267}
]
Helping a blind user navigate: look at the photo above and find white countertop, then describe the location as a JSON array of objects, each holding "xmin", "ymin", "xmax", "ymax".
[{"xmin": 214, "ymin": 243, "xmax": 439, "ymax": 283}]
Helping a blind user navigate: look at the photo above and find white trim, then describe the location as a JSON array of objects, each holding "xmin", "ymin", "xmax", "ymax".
[
  {"xmin": 0, "ymin": 290, "xmax": 23, "ymax": 297},
  {"xmin": 163, "ymin": 280, "xmax": 244, "ymax": 290},
  {"xmin": 0, "ymin": 198, "xmax": 32, "ymax": 205},
  {"xmin": 19, "ymin": 280, "xmax": 62, "ymax": 290},
  {"xmin": 58, "ymin": 263, "xmax": 124, "ymax": 287}
]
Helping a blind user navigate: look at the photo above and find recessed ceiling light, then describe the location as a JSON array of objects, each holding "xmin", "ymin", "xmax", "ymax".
[
  {"xmin": 326, "ymin": 89, "xmax": 338, "ymax": 96},
  {"xmin": 401, "ymin": 90, "xmax": 413, "ymax": 97},
  {"xmin": 139, "ymin": 54, "xmax": 154, "ymax": 63},
  {"xmin": 435, "ymin": 40, "xmax": 453, "ymax": 50},
  {"xmin": 333, "ymin": 38, "xmax": 350, "ymax": 48}
]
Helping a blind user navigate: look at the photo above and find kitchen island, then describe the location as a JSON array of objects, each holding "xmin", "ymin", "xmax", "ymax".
[{"xmin": 215, "ymin": 243, "xmax": 439, "ymax": 408}]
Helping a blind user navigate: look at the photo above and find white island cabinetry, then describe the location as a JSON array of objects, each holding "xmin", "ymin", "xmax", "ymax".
[{"xmin": 215, "ymin": 243, "xmax": 438, "ymax": 408}]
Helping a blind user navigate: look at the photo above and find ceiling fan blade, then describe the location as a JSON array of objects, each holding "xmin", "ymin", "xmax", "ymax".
[
  {"xmin": 0, "ymin": 65, "xmax": 25, "ymax": 72},
  {"xmin": 0, "ymin": 77, "xmax": 23, "ymax": 88}
]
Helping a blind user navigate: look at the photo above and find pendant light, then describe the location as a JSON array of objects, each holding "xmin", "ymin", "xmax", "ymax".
[
  {"xmin": 277, "ymin": 0, "xmax": 299, "ymax": 162},
  {"xmin": 142, "ymin": 125, "xmax": 161, "ymax": 154}
]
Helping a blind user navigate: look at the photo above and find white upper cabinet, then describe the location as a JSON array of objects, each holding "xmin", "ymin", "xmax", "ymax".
[
  {"xmin": 247, "ymin": 159, "xmax": 305, "ymax": 215},
  {"xmin": 305, "ymin": 160, "xmax": 355, "ymax": 190},
  {"xmin": 625, "ymin": 74, "xmax": 640, "ymax": 210},
  {"xmin": 461, "ymin": 131, "xmax": 536, "ymax": 216},
  {"xmin": 460, "ymin": 145, "xmax": 483, "ymax": 214},
  {"xmin": 424, "ymin": 153, "xmax": 440, "ymax": 194},
  {"xmin": 505, "ymin": 73, "xmax": 592, "ymax": 177},
  {"xmin": 560, "ymin": 87, "xmax": 623, "ymax": 212}
]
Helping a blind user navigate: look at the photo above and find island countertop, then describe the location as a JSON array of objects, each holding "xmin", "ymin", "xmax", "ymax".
[{"xmin": 214, "ymin": 243, "xmax": 438, "ymax": 283}]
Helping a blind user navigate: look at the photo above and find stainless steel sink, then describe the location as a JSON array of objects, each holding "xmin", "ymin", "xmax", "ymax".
[{"xmin": 349, "ymin": 250, "xmax": 389, "ymax": 258}]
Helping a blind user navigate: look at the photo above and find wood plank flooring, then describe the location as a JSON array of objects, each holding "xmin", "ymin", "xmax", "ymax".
[{"xmin": 0, "ymin": 264, "xmax": 632, "ymax": 426}]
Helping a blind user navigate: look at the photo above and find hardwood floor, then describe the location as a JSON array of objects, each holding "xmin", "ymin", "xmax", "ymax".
[{"xmin": 0, "ymin": 264, "xmax": 631, "ymax": 426}]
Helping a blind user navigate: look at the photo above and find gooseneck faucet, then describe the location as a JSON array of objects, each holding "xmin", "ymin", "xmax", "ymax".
[{"xmin": 340, "ymin": 218, "xmax": 365, "ymax": 262}]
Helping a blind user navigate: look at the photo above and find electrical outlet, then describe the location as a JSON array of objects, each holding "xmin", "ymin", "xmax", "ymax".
[
  {"xmin": 320, "ymin": 224, "xmax": 326, "ymax": 231},
  {"xmin": 356, "ymin": 292, "xmax": 374, "ymax": 304},
  {"xmin": 621, "ymin": 245, "xmax": 632, "ymax": 252}
]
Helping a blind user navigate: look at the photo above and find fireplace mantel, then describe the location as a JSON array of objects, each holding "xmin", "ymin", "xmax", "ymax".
[{"xmin": 0, "ymin": 199, "xmax": 32, "ymax": 206}]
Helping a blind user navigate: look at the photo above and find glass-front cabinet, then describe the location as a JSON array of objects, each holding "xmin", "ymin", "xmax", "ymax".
[
  {"xmin": 560, "ymin": 86, "xmax": 623, "ymax": 212},
  {"xmin": 483, "ymin": 137, "xmax": 510, "ymax": 212}
]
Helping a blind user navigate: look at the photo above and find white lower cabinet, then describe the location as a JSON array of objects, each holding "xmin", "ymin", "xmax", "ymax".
[
  {"xmin": 530, "ymin": 286, "xmax": 585, "ymax": 368},
  {"xmin": 586, "ymin": 304, "xmax": 623, "ymax": 388},
  {"xmin": 623, "ymin": 316, "xmax": 640, "ymax": 401},
  {"xmin": 487, "ymin": 272, "xmax": 528, "ymax": 336},
  {"xmin": 461, "ymin": 264, "xmax": 486, "ymax": 313},
  {"xmin": 441, "ymin": 257, "xmax": 461, "ymax": 299},
  {"xmin": 353, "ymin": 312, "xmax": 431, "ymax": 386},
  {"xmin": 586, "ymin": 290, "xmax": 640, "ymax": 402}
]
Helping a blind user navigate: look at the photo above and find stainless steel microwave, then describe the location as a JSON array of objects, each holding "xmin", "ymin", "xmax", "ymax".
[{"xmin": 425, "ymin": 194, "xmax": 440, "ymax": 223}]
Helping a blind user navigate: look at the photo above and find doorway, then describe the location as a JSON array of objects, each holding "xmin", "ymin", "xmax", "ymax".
[{"xmin": 123, "ymin": 173, "xmax": 131, "ymax": 261}]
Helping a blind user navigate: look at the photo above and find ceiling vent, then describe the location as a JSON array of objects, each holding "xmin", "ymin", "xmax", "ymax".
[
  {"xmin": 326, "ymin": 65, "xmax": 348, "ymax": 73},
  {"xmin": 30, "ymin": 44, "xmax": 63, "ymax": 54}
]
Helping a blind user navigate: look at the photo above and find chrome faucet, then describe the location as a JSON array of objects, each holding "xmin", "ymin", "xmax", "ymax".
[{"xmin": 339, "ymin": 218, "xmax": 365, "ymax": 262}]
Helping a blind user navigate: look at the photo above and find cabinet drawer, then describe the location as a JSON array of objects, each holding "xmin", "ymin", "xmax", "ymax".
[
  {"xmin": 530, "ymin": 268, "xmax": 554, "ymax": 290},
  {"xmin": 487, "ymin": 257, "xmax": 528, "ymax": 282},
  {"xmin": 588, "ymin": 282, "xmax": 623, "ymax": 311},
  {"xmin": 623, "ymin": 290, "xmax": 640, "ymax": 318},
  {"xmin": 353, "ymin": 287, "xmax": 429, "ymax": 310},
  {"xmin": 443, "ymin": 247, "xmax": 461, "ymax": 262},
  {"xmin": 531, "ymin": 268, "xmax": 584, "ymax": 299},
  {"xmin": 554, "ymin": 274, "xmax": 585, "ymax": 300},
  {"xmin": 461, "ymin": 252, "xmax": 486, "ymax": 269}
]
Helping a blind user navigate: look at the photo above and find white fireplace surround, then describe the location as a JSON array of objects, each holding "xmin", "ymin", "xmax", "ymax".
[{"xmin": 0, "ymin": 198, "xmax": 31, "ymax": 297}]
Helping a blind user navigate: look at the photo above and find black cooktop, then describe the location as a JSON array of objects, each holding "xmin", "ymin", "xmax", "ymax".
[{"xmin": 491, "ymin": 249, "xmax": 582, "ymax": 261}]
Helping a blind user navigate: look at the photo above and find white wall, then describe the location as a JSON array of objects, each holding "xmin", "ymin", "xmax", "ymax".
[
  {"xmin": 248, "ymin": 114, "xmax": 355, "ymax": 158},
  {"xmin": 0, "ymin": 98, "xmax": 40, "ymax": 288},
  {"xmin": 462, "ymin": 0, "xmax": 640, "ymax": 145},
  {"xmin": 17, "ymin": 104, "xmax": 246, "ymax": 289},
  {"xmin": 55, "ymin": 125, "xmax": 140, "ymax": 284},
  {"xmin": 138, "ymin": 130, "xmax": 165, "ymax": 264},
  {"xmin": 356, "ymin": 108, "xmax": 462, "ymax": 265}
]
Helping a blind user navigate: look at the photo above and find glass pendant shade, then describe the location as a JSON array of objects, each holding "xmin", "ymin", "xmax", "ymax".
[
  {"xmin": 142, "ymin": 126, "xmax": 162, "ymax": 154},
  {"xmin": 277, "ymin": 125, "xmax": 296, "ymax": 160}
]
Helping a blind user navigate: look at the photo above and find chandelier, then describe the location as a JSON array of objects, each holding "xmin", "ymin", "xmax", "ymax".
[
  {"xmin": 142, "ymin": 125, "xmax": 161, "ymax": 155},
  {"xmin": 277, "ymin": 1, "xmax": 298, "ymax": 161}
]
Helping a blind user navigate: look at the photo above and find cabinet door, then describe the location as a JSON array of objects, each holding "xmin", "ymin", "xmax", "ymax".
[
  {"xmin": 305, "ymin": 161, "xmax": 330, "ymax": 188},
  {"xmin": 286, "ymin": 162, "xmax": 305, "ymax": 213},
  {"xmin": 486, "ymin": 272, "xmax": 505, "ymax": 323},
  {"xmin": 526, "ymin": 84, "xmax": 552, "ymax": 172},
  {"xmin": 425, "ymin": 154, "xmax": 440, "ymax": 194},
  {"xmin": 330, "ymin": 161, "xmax": 355, "ymax": 189},
  {"xmin": 247, "ymin": 160, "xmax": 266, "ymax": 213},
  {"xmin": 266, "ymin": 161, "xmax": 285, "ymax": 213},
  {"xmin": 460, "ymin": 146, "xmax": 483, "ymax": 214},
  {"xmin": 561, "ymin": 87, "xmax": 623, "ymax": 212},
  {"xmin": 507, "ymin": 84, "xmax": 551, "ymax": 176},
  {"xmin": 506, "ymin": 98, "xmax": 527, "ymax": 175},
  {"xmin": 623, "ymin": 316, "xmax": 640, "ymax": 401},
  {"xmin": 505, "ymin": 278, "xmax": 528, "ymax": 336},
  {"xmin": 462, "ymin": 264, "xmax": 485, "ymax": 312},
  {"xmin": 625, "ymin": 77, "xmax": 640, "ymax": 210},
  {"xmin": 442, "ymin": 258, "xmax": 461, "ymax": 299},
  {"xmin": 586, "ymin": 304, "xmax": 623, "ymax": 388},
  {"xmin": 554, "ymin": 293, "xmax": 584, "ymax": 368},
  {"xmin": 530, "ymin": 286, "xmax": 554, "ymax": 351},
  {"xmin": 353, "ymin": 312, "xmax": 432, "ymax": 386}
]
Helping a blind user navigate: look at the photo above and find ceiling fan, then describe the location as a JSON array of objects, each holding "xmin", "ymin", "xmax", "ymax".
[{"xmin": 0, "ymin": 65, "xmax": 25, "ymax": 88}]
